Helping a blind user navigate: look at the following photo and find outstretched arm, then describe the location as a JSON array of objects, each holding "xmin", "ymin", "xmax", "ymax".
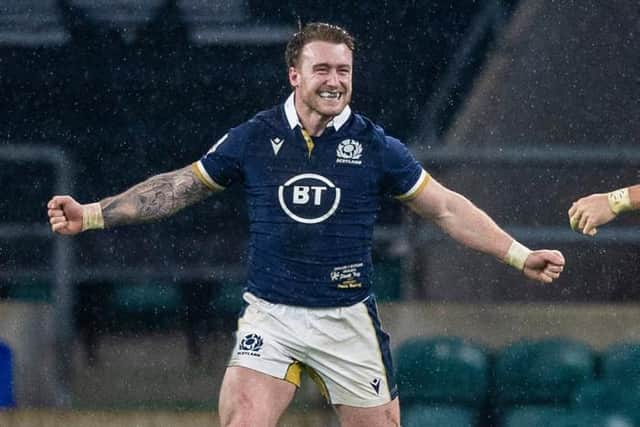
[
  {"xmin": 404, "ymin": 176, "xmax": 565, "ymax": 284},
  {"xmin": 48, "ymin": 164, "xmax": 214, "ymax": 234},
  {"xmin": 568, "ymin": 184, "xmax": 640, "ymax": 236}
]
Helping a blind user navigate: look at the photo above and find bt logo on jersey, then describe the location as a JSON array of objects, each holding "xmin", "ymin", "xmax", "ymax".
[
  {"xmin": 292, "ymin": 185, "xmax": 326, "ymax": 205},
  {"xmin": 278, "ymin": 173, "xmax": 341, "ymax": 224}
]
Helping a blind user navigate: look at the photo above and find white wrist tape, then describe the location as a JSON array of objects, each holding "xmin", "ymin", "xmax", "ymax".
[
  {"xmin": 503, "ymin": 240, "xmax": 532, "ymax": 271},
  {"xmin": 608, "ymin": 187, "xmax": 631, "ymax": 214},
  {"xmin": 82, "ymin": 203, "xmax": 104, "ymax": 231}
]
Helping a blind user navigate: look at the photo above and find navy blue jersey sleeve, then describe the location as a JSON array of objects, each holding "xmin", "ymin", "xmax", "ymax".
[
  {"xmin": 193, "ymin": 128, "xmax": 246, "ymax": 190},
  {"xmin": 380, "ymin": 135, "xmax": 430, "ymax": 201}
]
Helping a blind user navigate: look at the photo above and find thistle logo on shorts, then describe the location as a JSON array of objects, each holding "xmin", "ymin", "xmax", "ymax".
[
  {"xmin": 278, "ymin": 173, "xmax": 341, "ymax": 224},
  {"xmin": 336, "ymin": 139, "xmax": 363, "ymax": 165},
  {"xmin": 238, "ymin": 333, "xmax": 263, "ymax": 357}
]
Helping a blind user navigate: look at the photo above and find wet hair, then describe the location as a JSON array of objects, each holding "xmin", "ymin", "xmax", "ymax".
[{"xmin": 285, "ymin": 22, "xmax": 355, "ymax": 68}]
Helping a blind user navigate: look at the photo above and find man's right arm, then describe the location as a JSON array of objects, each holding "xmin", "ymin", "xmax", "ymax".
[{"xmin": 48, "ymin": 164, "xmax": 214, "ymax": 235}]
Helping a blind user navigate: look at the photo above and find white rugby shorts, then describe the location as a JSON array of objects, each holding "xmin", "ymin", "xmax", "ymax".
[{"xmin": 227, "ymin": 292, "xmax": 398, "ymax": 407}]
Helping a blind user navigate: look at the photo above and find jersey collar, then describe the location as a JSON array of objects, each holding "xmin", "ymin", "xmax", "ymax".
[{"xmin": 284, "ymin": 92, "xmax": 351, "ymax": 132}]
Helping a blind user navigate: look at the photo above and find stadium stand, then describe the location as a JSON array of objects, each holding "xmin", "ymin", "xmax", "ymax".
[
  {"xmin": 403, "ymin": 404, "xmax": 478, "ymax": 427},
  {"xmin": 493, "ymin": 338, "xmax": 596, "ymax": 408},
  {"xmin": 601, "ymin": 342, "xmax": 640, "ymax": 385},
  {"xmin": 572, "ymin": 379, "xmax": 640, "ymax": 425},
  {"xmin": 394, "ymin": 336, "xmax": 490, "ymax": 426},
  {"xmin": 0, "ymin": 0, "xmax": 69, "ymax": 46},
  {"xmin": 502, "ymin": 406, "xmax": 635, "ymax": 427}
]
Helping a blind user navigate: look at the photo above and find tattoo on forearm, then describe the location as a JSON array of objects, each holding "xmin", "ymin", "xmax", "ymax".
[{"xmin": 100, "ymin": 165, "xmax": 212, "ymax": 228}]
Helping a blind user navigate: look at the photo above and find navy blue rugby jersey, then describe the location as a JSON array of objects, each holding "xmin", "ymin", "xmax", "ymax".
[{"xmin": 193, "ymin": 94, "xmax": 430, "ymax": 307}]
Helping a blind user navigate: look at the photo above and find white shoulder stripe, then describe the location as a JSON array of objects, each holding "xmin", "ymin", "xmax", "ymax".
[{"xmin": 207, "ymin": 133, "xmax": 229, "ymax": 154}]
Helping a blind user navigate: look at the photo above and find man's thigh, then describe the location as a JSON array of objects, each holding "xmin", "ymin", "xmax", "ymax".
[
  {"xmin": 218, "ymin": 366, "xmax": 296, "ymax": 427},
  {"xmin": 335, "ymin": 397, "xmax": 401, "ymax": 427},
  {"xmin": 304, "ymin": 295, "xmax": 398, "ymax": 407}
]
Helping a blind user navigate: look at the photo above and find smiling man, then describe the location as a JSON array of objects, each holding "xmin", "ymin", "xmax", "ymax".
[{"xmin": 47, "ymin": 22, "xmax": 565, "ymax": 427}]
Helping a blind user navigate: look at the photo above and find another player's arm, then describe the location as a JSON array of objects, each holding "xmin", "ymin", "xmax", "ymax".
[
  {"xmin": 48, "ymin": 165, "xmax": 214, "ymax": 234},
  {"xmin": 403, "ymin": 175, "xmax": 565, "ymax": 283},
  {"xmin": 568, "ymin": 184, "xmax": 640, "ymax": 236}
]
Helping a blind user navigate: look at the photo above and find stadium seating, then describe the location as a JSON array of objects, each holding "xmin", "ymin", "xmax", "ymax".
[
  {"xmin": 372, "ymin": 258, "xmax": 403, "ymax": 302},
  {"xmin": 502, "ymin": 406, "xmax": 635, "ymax": 427},
  {"xmin": 110, "ymin": 281, "xmax": 183, "ymax": 330},
  {"xmin": 394, "ymin": 336, "xmax": 490, "ymax": 408},
  {"xmin": 601, "ymin": 342, "xmax": 640, "ymax": 385},
  {"xmin": 493, "ymin": 338, "xmax": 596, "ymax": 408},
  {"xmin": 572, "ymin": 379, "xmax": 640, "ymax": 424},
  {"xmin": 209, "ymin": 280, "xmax": 244, "ymax": 317},
  {"xmin": 6, "ymin": 280, "xmax": 51, "ymax": 302},
  {"xmin": 395, "ymin": 336, "xmax": 640, "ymax": 427},
  {"xmin": 403, "ymin": 404, "xmax": 477, "ymax": 427}
]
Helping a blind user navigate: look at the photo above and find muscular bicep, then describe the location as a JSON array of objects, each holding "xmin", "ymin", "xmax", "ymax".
[
  {"xmin": 403, "ymin": 177, "xmax": 455, "ymax": 222},
  {"xmin": 100, "ymin": 164, "xmax": 215, "ymax": 227}
]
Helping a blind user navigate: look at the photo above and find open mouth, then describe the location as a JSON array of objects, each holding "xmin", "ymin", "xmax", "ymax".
[{"xmin": 319, "ymin": 91, "xmax": 342, "ymax": 101}]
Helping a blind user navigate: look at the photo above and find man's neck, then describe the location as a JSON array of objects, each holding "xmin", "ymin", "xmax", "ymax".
[
  {"xmin": 299, "ymin": 114, "xmax": 333, "ymax": 137},
  {"xmin": 294, "ymin": 97, "xmax": 333, "ymax": 137}
]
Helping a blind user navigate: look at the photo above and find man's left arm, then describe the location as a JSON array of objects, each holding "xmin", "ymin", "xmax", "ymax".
[{"xmin": 404, "ymin": 175, "xmax": 565, "ymax": 284}]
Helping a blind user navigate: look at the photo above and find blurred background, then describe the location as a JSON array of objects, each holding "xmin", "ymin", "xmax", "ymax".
[{"xmin": 0, "ymin": 0, "xmax": 639, "ymax": 426}]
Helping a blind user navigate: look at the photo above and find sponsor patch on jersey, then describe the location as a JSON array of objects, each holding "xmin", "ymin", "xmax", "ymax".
[
  {"xmin": 278, "ymin": 173, "xmax": 341, "ymax": 224},
  {"xmin": 336, "ymin": 139, "xmax": 363, "ymax": 165},
  {"xmin": 330, "ymin": 263, "xmax": 363, "ymax": 289}
]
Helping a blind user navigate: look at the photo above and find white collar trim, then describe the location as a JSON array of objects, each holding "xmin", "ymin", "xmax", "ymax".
[{"xmin": 284, "ymin": 92, "xmax": 351, "ymax": 131}]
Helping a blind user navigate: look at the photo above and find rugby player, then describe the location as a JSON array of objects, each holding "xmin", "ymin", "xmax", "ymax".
[
  {"xmin": 569, "ymin": 184, "xmax": 640, "ymax": 236},
  {"xmin": 48, "ymin": 22, "xmax": 565, "ymax": 427}
]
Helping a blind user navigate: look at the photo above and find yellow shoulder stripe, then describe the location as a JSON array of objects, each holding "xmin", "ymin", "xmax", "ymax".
[
  {"xmin": 191, "ymin": 162, "xmax": 225, "ymax": 191},
  {"xmin": 396, "ymin": 169, "xmax": 431, "ymax": 201}
]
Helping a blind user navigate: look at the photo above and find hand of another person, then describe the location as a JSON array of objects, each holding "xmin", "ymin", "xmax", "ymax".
[{"xmin": 568, "ymin": 193, "xmax": 616, "ymax": 236}]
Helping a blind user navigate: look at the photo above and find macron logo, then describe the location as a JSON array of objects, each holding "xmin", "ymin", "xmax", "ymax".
[
  {"xmin": 370, "ymin": 378, "xmax": 381, "ymax": 395},
  {"xmin": 271, "ymin": 137, "xmax": 284, "ymax": 155}
]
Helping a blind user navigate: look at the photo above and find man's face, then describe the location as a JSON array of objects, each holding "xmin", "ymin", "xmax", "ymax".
[{"xmin": 288, "ymin": 41, "xmax": 353, "ymax": 118}]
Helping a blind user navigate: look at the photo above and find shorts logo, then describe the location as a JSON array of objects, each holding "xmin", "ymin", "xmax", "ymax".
[
  {"xmin": 238, "ymin": 333, "xmax": 263, "ymax": 357},
  {"xmin": 278, "ymin": 173, "xmax": 341, "ymax": 224},
  {"xmin": 370, "ymin": 378, "xmax": 381, "ymax": 394},
  {"xmin": 336, "ymin": 139, "xmax": 363, "ymax": 165}
]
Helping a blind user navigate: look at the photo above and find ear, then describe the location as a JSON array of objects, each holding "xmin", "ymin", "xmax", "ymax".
[{"xmin": 288, "ymin": 66, "xmax": 299, "ymax": 88}]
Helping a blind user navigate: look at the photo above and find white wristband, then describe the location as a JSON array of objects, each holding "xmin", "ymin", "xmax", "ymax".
[
  {"xmin": 503, "ymin": 240, "xmax": 532, "ymax": 271},
  {"xmin": 608, "ymin": 187, "xmax": 631, "ymax": 214},
  {"xmin": 82, "ymin": 203, "xmax": 104, "ymax": 231}
]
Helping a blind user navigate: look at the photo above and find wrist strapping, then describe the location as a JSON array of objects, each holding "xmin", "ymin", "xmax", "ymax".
[
  {"xmin": 608, "ymin": 187, "xmax": 631, "ymax": 214},
  {"xmin": 503, "ymin": 240, "xmax": 532, "ymax": 271},
  {"xmin": 82, "ymin": 203, "xmax": 104, "ymax": 231}
]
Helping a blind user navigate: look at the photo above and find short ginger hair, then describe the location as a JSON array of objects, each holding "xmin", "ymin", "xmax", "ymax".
[{"xmin": 285, "ymin": 22, "xmax": 355, "ymax": 68}]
